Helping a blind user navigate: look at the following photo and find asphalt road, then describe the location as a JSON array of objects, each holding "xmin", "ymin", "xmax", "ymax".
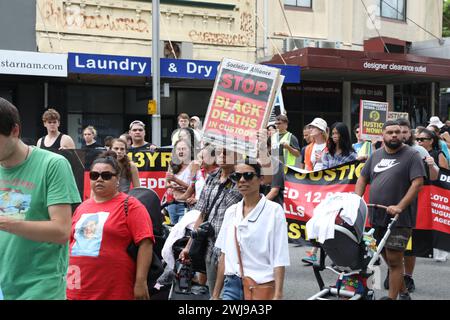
[{"xmin": 284, "ymin": 244, "xmax": 450, "ymax": 300}]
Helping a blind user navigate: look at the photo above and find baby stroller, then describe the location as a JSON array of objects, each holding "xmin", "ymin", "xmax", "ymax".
[
  {"xmin": 128, "ymin": 187, "xmax": 171, "ymax": 300},
  {"xmin": 306, "ymin": 193, "xmax": 398, "ymax": 300},
  {"xmin": 156, "ymin": 209, "xmax": 210, "ymax": 300}
]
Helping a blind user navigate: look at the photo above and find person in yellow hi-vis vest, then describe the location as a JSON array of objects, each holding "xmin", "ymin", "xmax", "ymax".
[
  {"xmin": 352, "ymin": 123, "xmax": 373, "ymax": 161},
  {"xmin": 272, "ymin": 115, "xmax": 301, "ymax": 167}
]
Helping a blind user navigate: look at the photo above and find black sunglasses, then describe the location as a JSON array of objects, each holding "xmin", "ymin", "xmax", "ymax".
[
  {"xmin": 230, "ymin": 172, "xmax": 258, "ymax": 182},
  {"xmin": 89, "ymin": 171, "xmax": 117, "ymax": 181},
  {"xmin": 416, "ymin": 138, "xmax": 432, "ymax": 142}
]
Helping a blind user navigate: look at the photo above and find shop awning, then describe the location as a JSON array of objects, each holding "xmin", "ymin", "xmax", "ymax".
[{"xmin": 264, "ymin": 47, "xmax": 450, "ymax": 86}]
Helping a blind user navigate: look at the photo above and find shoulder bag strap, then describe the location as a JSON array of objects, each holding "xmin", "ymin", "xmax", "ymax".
[
  {"xmin": 124, "ymin": 195, "xmax": 130, "ymax": 216},
  {"xmin": 234, "ymin": 226, "xmax": 245, "ymax": 278},
  {"xmin": 203, "ymin": 181, "xmax": 226, "ymax": 222}
]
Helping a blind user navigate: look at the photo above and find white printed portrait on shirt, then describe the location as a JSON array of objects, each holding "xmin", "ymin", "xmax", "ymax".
[{"xmin": 71, "ymin": 212, "xmax": 110, "ymax": 257}]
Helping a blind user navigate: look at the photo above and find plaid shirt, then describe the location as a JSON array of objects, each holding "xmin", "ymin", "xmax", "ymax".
[
  {"xmin": 194, "ymin": 168, "xmax": 242, "ymax": 263},
  {"xmin": 322, "ymin": 151, "xmax": 357, "ymax": 169}
]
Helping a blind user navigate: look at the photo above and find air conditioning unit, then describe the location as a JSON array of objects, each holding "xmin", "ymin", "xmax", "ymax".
[
  {"xmin": 283, "ymin": 38, "xmax": 316, "ymax": 52},
  {"xmin": 318, "ymin": 41, "xmax": 342, "ymax": 49}
]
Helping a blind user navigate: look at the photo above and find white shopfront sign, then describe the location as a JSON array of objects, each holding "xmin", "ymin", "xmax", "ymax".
[{"xmin": 0, "ymin": 50, "xmax": 67, "ymax": 77}]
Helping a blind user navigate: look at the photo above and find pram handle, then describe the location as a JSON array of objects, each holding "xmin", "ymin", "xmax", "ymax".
[
  {"xmin": 367, "ymin": 204, "xmax": 388, "ymax": 210},
  {"xmin": 367, "ymin": 214, "xmax": 399, "ymax": 270}
]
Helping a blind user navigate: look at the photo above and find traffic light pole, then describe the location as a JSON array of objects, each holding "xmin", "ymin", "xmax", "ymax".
[{"xmin": 151, "ymin": 0, "xmax": 161, "ymax": 146}]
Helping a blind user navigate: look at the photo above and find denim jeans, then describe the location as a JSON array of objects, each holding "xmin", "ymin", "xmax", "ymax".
[
  {"xmin": 167, "ymin": 202, "xmax": 186, "ymax": 225},
  {"xmin": 222, "ymin": 275, "xmax": 244, "ymax": 300}
]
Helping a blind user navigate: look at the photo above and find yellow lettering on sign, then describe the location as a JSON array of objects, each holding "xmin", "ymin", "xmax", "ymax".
[
  {"xmin": 323, "ymin": 170, "xmax": 337, "ymax": 182},
  {"xmin": 134, "ymin": 152, "xmax": 146, "ymax": 168},
  {"xmin": 288, "ymin": 222, "xmax": 301, "ymax": 240},
  {"xmin": 146, "ymin": 152, "xmax": 159, "ymax": 167},
  {"xmin": 161, "ymin": 152, "xmax": 172, "ymax": 168}
]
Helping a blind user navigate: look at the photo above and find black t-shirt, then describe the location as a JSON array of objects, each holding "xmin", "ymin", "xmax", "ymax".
[
  {"xmin": 82, "ymin": 141, "xmax": 104, "ymax": 150},
  {"xmin": 82, "ymin": 142, "xmax": 106, "ymax": 169},
  {"xmin": 129, "ymin": 143, "xmax": 154, "ymax": 152},
  {"xmin": 361, "ymin": 145, "xmax": 426, "ymax": 228}
]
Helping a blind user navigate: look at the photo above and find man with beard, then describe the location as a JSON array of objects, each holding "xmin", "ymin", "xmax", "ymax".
[
  {"xmin": 385, "ymin": 119, "xmax": 439, "ymax": 293},
  {"xmin": 355, "ymin": 120, "xmax": 426, "ymax": 300}
]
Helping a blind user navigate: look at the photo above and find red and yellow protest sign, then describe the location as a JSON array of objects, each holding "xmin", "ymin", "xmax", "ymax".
[{"xmin": 203, "ymin": 58, "xmax": 282, "ymax": 157}]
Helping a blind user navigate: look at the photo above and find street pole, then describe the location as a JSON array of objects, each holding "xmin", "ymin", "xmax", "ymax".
[
  {"xmin": 264, "ymin": 0, "xmax": 269, "ymax": 57},
  {"xmin": 152, "ymin": 0, "xmax": 161, "ymax": 146}
]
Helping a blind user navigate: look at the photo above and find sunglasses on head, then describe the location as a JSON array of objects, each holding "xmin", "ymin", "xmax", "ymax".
[
  {"xmin": 416, "ymin": 137, "xmax": 432, "ymax": 142},
  {"xmin": 129, "ymin": 120, "xmax": 145, "ymax": 129},
  {"xmin": 89, "ymin": 171, "xmax": 117, "ymax": 181},
  {"xmin": 230, "ymin": 172, "xmax": 258, "ymax": 182}
]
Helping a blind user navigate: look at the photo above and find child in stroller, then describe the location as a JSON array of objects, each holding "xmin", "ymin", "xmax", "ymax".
[
  {"xmin": 305, "ymin": 193, "xmax": 398, "ymax": 300},
  {"xmin": 158, "ymin": 209, "xmax": 210, "ymax": 300}
]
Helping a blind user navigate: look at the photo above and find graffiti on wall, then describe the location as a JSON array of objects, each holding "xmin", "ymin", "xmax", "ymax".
[
  {"xmin": 40, "ymin": 0, "xmax": 150, "ymax": 34},
  {"xmin": 38, "ymin": 0, "xmax": 255, "ymax": 47},
  {"xmin": 188, "ymin": 30, "xmax": 249, "ymax": 46},
  {"xmin": 188, "ymin": 12, "xmax": 254, "ymax": 46}
]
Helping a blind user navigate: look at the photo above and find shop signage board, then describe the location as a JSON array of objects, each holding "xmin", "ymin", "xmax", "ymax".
[
  {"xmin": 202, "ymin": 58, "xmax": 282, "ymax": 157},
  {"xmin": 388, "ymin": 111, "xmax": 409, "ymax": 121},
  {"xmin": 160, "ymin": 59, "xmax": 300, "ymax": 83},
  {"xmin": 68, "ymin": 53, "xmax": 150, "ymax": 76},
  {"xmin": 0, "ymin": 50, "xmax": 67, "ymax": 77},
  {"xmin": 68, "ymin": 53, "xmax": 301, "ymax": 83},
  {"xmin": 359, "ymin": 100, "xmax": 389, "ymax": 141}
]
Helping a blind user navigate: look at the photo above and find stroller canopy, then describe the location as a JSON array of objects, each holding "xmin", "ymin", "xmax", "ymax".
[{"xmin": 306, "ymin": 193, "xmax": 368, "ymax": 244}]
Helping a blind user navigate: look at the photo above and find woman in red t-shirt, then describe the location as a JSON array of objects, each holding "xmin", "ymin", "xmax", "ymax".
[{"xmin": 67, "ymin": 152, "xmax": 154, "ymax": 300}]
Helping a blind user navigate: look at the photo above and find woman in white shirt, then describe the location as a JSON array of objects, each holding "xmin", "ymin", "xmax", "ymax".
[{"xmin": 211, "ymin": 159, "xmax": 290, "ymax": 300}]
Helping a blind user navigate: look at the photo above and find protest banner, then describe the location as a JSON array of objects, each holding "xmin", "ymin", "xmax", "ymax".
[
  {"xmin": 203, "ymin": 58, "xmax": 282, "ymax": 157},
  {"xmin": 81, "ymin": 148, "xmax": 172, "ymax": 201},
  {"xmin": 359, "ymin": 100, "xmax": 389, "ymax": 141},
  {"xmin": 75, "ymin": 147, "xmax": 450, "ymax": 256},
  {"xmin": 283, "ymin": 162, "xmax": 450, "ymax": 256},
  {"xmin": 388, "ymin": 111, "xmax": 409, "ymax": 121},
  {"xmin": 415, "ymin": 168, "xmax": 450, "ymax": 253}
]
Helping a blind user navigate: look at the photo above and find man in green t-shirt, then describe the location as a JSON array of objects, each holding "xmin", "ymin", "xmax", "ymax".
[{"xmin": 0, "ymin": 98, "xmax": 81, "ymax": 300}]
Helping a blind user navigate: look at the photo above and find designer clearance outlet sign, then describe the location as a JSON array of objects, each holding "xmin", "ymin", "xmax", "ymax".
[
  {"xmin": 0, "ymin": 50, "xmax": 67, "ymax": 77},
  {"xmin": 363, "ymin": 61, "xmax": 427, "ymax": 74}
]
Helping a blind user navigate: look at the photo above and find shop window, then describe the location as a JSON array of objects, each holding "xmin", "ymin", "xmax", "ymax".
[
  {"xmin": 285, "ymin": 0, "xmax": 312, "ymax": 8},
  {"xmin": 393, "ymin": 83, "xmax": 431, "ymax": 127},
  {"xmin": 67, "ymin": 85, "xmax": 123, "ymax": 114},
  {"xmin": 68, "ymin": 113, "xmax": 124, "ymax": 149},
  {"xmin": 283, "ymin": 82, "xmax": 343, "ymax": 142},
  {"xmin": 125, "ymin": 87, "xmax": 176, "ymax": 116},
  {"xmin": 176, "ymin": 90, "xmax": 210, "ymax": 117},
  {"xmin": 380, "ymin": 0, "xmax": 406, "ymax": 21},
  {"xmin": 351, "ymin": 84, "xmax": 386, "ymax": 139}
]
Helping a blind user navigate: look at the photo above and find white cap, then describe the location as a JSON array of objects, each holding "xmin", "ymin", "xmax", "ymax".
[
  {"xmin": 429, "ymin": 116, "xmax": 444, "ymax": 129},
  {"xmin": 308, "ymin": 118, "xmax": 328, "ymax": 132}
]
